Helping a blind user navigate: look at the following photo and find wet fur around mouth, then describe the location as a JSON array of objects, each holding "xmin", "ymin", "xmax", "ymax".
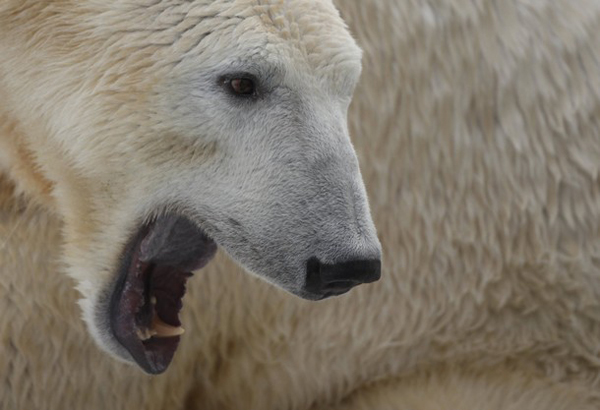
[{"xmin": 109, "ymin": 214, "xmax": 217, "ymax": 374}]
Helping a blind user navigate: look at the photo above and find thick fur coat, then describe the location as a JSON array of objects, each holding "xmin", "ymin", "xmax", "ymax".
[{"xmin": 1, "ymin": 0, "xmax": 600, "ymax": 409}]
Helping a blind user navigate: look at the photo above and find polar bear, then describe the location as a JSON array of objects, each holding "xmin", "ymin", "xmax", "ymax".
[
  {"xmin": 1, "ymin": 0, "xmax": 600, "ymax": 409},
  {"xmin": 0, "ymin": 0, "xmax": 382, "ymax": 376}
]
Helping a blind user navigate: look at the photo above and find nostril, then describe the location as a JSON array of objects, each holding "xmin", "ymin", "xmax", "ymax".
[
  {"xmin": 305, "ymin": 257, "xmax": 382, "ymax": 296},
  {"xmin": 321, "ymin": 259, "xmax": 381, "ymax": 285},
  {"xmin": 306, "ymin": 257, "xmax": 321, "ymax": 286}
]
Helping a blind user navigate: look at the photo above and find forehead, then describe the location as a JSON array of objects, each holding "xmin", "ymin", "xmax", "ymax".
[{"xmin": 187, "ymin": 0, "xmax": 362, "ymax": 78}]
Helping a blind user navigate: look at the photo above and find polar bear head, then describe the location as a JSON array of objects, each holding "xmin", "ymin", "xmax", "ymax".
[{"xmin": 4, "ymin": 0, "xmax": 381, "ymax": 373}]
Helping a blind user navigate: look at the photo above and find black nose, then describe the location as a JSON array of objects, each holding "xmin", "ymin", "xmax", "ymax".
[{"xmin": 305, "ymin": 257, "xmax": 381, "ymax": 297}]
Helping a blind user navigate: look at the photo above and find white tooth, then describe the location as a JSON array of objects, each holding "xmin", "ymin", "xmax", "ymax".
[
  {"xmin": 151, "ymin": 315, "xmax": 185, "ymax": 338},
  {"xmin": 136, "ymin": 327, "xmax": 153, "ymax": 341}
]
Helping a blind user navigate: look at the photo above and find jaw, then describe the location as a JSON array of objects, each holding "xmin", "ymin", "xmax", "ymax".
[
  {"xmin": 86, "ymin": 170, "xmax": 380, "ymax": 373},
  {"xmin": 107, "ymin": 214, "xmax": 217, "ymax": 374}
]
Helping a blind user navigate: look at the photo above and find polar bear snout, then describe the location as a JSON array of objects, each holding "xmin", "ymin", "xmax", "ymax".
[{"xmin": 304, "ymin": 257, "xmax": 381, "ymax": 299}]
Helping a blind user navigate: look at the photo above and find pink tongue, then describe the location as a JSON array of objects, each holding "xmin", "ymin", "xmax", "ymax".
[{"xmin": 139, "ymin": 215, "xmax": 217, "ymax": 271}]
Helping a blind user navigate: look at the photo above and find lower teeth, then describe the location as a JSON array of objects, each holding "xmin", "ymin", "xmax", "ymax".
[{"xmin": 136, "ymin": 301, "xmax": 185, "ymax": 340}]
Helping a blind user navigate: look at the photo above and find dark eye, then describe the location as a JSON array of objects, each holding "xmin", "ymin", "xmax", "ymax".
[{"xmin": 228, "ymin": 78, "xmax": 256, "ymax": 96}]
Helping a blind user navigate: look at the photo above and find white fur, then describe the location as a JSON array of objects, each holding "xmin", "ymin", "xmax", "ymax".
[
  {"xmin": 0, "ymin": 0, "xmax": 380, "ymax": 364},
  {"xmin": 1, "ymin": 0, "xmax": 600, "ymax": 409}
]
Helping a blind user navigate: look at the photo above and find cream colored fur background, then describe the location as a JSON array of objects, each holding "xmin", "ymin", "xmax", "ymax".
[{"xmin": 1, "ymin": 0, "xmax": 600, "ymax": 409}]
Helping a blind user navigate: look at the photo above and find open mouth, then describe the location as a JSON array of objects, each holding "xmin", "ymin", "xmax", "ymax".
[{"xmin": 109, "ymin": 214, "xmax": 217, "ymax": 374}]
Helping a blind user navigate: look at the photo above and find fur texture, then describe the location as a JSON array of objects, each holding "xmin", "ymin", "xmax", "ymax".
[
  {"xmin": 2, "ymin": 0, "xmax": 600, "ymax": 409},
  {"xmin": 0, "ymin": 0, "xmax": 381, "ymax": 365}
]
